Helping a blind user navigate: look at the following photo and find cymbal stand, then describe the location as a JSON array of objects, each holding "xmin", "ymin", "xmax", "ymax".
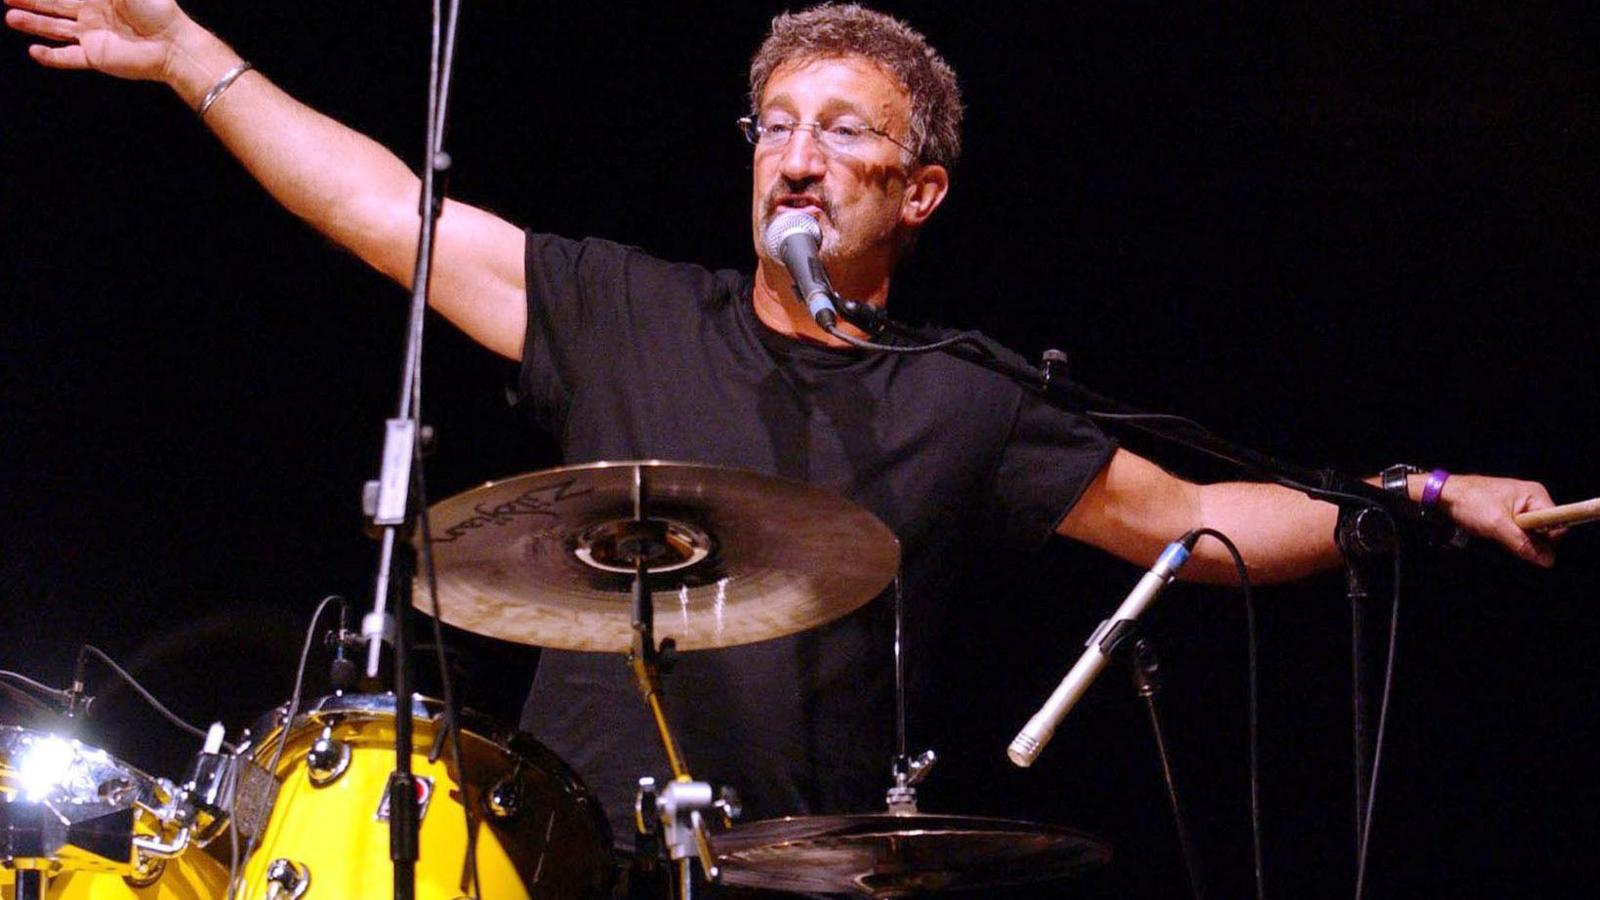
[
  {"xmin": 620, "ymin": 466, "xmax": 735, "ymax": 899},
  {"xmin": 884, "ymin": 571, "xmax": 937, "ymax": 815}
]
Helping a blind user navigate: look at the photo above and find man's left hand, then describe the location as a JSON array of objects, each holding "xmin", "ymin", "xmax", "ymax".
[{"xmin": 1438, "ymin": 474, "xmax": 1560, "ymax": 567}]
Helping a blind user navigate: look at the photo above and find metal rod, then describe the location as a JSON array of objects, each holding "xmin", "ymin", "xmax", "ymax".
[
  {"xmin": 677, "ymin": 857, "xmax": 693, "ymax": 900},
  {"xmin": 389, "ymin": 543, "xmax": 418, "ymax": 900},
  {"xmin": 1130, "ymin": 638, "xmax": 1206, "ymax": 900},
  {"xmin": 893, "ymin": 571, "xmax": 907, "ymax": 765},
  {"xmin": 632, "ymin": 657, "xmax": 692, "ymax": 782},
  {"xmin": 13, "ymin": 870, "xmax": 45, "ymax": 900}
]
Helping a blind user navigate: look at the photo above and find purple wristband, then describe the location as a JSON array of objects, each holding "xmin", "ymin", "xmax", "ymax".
[{"xmin": 1420, "ymin": 468, "xmax": 1450, "ymax": 506}]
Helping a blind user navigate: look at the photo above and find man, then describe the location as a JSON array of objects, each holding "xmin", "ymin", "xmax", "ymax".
[{"xmin": 5, "ymin": 0, "xmax": 1558, "ymax": 868}]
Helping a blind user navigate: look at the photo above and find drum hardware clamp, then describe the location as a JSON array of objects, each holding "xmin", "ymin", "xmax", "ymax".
[
  {"xmin": 885, "ymin": 748, "xmax": 937, "ymax": 814},
  {"xmin": 634, "ymin": 777, "xmax": 740, "ymax": 882}
]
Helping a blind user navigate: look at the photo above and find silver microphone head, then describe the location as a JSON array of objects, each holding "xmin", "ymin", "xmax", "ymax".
[{"xmin": 763, "ymin": 210, "xmax": 821, "ymax": 260}]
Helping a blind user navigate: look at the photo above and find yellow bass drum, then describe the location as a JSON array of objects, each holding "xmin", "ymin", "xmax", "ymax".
[{"xmin": 231, "ymin": 693, "xmax": 611, "ymax": 900}]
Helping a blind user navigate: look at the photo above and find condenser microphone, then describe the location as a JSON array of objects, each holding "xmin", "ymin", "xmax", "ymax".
[
  {"xmin": 1008, "ymin": 530, "xmax": 1201, "ymax": 767},
  {"xmin": 763, "ymin": 210, "xmax": 840, "ymax": 328}
]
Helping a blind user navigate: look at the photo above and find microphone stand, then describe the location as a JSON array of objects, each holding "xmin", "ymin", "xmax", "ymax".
[
  {"xmin": 1127, "ymin": 637, "xmax": 1206, "ymax": 900},
  {"xmin": 357, "ymin": 3, "xmax": 465, "ymax": 900},
  {"xmin": 845, "ymin": 308, "xmax": 1461, "ymax": 888},
  {"xmin": 1334, "ymin": 505, "xmax": 1395, "ymax": 858},
  {"xmin": 866, "ymin": 317, "xmax": 1445, "ymax": 531},
  {"xmin": 852, "ymin": 313, "xmax": 1460, "ymax": 547}
]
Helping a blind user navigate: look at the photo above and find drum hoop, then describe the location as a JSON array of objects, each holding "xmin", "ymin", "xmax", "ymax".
[{"xmin": 244, "ymin": 693, "xmax": 508, "ymax": 754}]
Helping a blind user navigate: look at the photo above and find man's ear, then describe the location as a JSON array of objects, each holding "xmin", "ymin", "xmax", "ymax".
[{"xmin": 901, "ymin": 163, "xmax": 949, "ymax": 227}]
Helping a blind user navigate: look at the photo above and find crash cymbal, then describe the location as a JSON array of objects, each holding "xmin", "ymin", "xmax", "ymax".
[
  {"xmin": 711, "ymin": 813, "xmax": 1111, "ymax": 897},
  {"xmin": 418, "ymin": 460, "xmax": 900, "ymax": 652}
]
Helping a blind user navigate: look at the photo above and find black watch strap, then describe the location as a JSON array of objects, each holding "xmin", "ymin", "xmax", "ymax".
[{"xmin": 1382, "ymin": 463, "xmax": 1423, "ymax": 496}]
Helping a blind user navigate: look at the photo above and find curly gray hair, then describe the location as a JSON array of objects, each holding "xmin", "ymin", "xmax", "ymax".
[{"xmin": 748, "ymin": 4, "xmax": 964, "ymax": 169}]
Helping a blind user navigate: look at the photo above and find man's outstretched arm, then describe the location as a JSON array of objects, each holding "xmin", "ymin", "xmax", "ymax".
[
  {"xmin": 6, "ymin": 0, "xmax": 528, "ymax": 360},
  {"xmin": 1057, "ymin": 448, "xmax": 1557, "ymax": 583}
]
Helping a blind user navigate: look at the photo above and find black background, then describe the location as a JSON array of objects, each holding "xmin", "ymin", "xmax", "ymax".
[{"xmin": 3, "ymin": 2, "xmax": 1597, "ymax": 897}]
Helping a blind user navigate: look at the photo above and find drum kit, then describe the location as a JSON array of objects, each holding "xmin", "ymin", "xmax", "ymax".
[{"xmin": 3, "ymin": 461, "xmax": 1111, "ymax": 899}]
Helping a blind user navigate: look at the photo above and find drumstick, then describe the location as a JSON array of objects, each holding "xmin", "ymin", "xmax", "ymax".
[{"xmin": 1514, "ymin": 497, "xmax": 1600, "ymax": 531}]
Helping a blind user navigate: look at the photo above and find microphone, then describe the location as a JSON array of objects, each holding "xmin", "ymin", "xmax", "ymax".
[
  {"xmin": 763, "ymin": 210, "xmax": 840, "ymax": 328},
  {"xmin": 66, "ymin": 646, "xmax": 94, "ymax": 717},
  {"xmin": 328, "ymin": 601, "xmax": 359, "ymax": 691},
  {"xmin": 1008, "ymin": 530, "xmax": 1201, "ymax": 767}
]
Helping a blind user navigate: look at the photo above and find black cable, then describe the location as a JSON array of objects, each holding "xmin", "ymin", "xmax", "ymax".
[
  {"xmin": 226, "ymin": 593, "xmax": 343, "ymax": 900},
  {"xmin": 412, "ymin": 3, "xmax": 482, "ymax": 880},
  {"xmin": 1353, "ymin": 544, "xmax": 1404, "ymax": 900},
  {"xmin": 352, "ymin": 1, "xmax": 477, "ymax": 895},
  {"xmin": 822, "ymin": 320, "xmax": 996, "ymax": 355},
  {"xmin": 433, "ymin": 0, "xmax": 463, "ymax": 147},
  {"xmin": 415, "ymin": 418, "xmax": 482, "ymax": 900},
  {"xmin": 826, "ymin": 309, "xmax": 1405, "ymax": 539},
  {"xmin": 0, "ymin": 676, "xmax": 59, "ymax": 713},
  {"xmin": 263, "ymin": 595, "xmax": 344, "ymax": 777},
  {"xmin": 1087, "ymin": 413, "xmax": 1386, "ymax": 513},
  {"xmin": 832, "ymin": 323, "xmax": 1405, "ymax": 535},
  {"xmin": 75, "ymin": 645, "xmax": 235, "ymax": 752},
  {"xmin": 1081, "ymin": 411, "xmax": 1216, "ymax": 428},
  {"xmin": 0, "ymin": 670, "xmax": 71, "ymax": 706},
  {"xmin": 1189, "ymin": 528, "xmax": 1266, "ymax": 900}
]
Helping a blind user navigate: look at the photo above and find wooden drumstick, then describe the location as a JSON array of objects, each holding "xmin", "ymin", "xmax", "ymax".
[{"xmin": 1514, "ymin": 497, "xmax": 1600, "ymax": 531}]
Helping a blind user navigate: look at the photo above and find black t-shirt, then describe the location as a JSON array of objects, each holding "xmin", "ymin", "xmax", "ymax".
[{"xmin": 514, "ymin": 232, "xmax": 1115, "ymax": 846}]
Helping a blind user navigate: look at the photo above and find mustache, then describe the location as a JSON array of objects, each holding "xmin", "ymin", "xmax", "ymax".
[{"xmin": 764, "ymin": 185, "xmax": 833, "ymax": 220}]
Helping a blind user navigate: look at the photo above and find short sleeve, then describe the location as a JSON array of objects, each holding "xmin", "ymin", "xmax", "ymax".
[
  {"xmin": 512, "ymin": 232, "xmax": 631, "ymax": 434},
  {"xmin": 989, "ymin": 390, "xmax": 1118, "ymax": 548},
  {"xmin": 510, "ymin": 232, "xmax": 741, "ymax": 443}
]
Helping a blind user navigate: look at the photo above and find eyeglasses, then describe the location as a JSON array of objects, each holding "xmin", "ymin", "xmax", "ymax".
[{"xmin": 738, "ymin": 114, "xmax": 917, "ymax": 159}]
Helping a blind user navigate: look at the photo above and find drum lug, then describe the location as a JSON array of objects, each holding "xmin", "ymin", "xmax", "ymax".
[
  {"xmin": 306, "ymin": 727, "xmax": 351, "ymax": 787},
  {"xmin": 484, "ymin": 772, "xmax": 523, "ymax": 821},
  {"xmin": 124, "ymin": 848, "xmax": 166, "ymax": 888},
  {"xmin": 265, "ymin": 858, "xmax": 310, "ymax": 900}
]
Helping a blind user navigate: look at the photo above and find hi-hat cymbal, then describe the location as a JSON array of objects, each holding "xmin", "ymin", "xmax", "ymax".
[
  {"xmin": 418, "ymin": 460, "xmax": 900, "ymax": 652},
  {"xmin": 711, "ymin": 813, "xmax": 1112, "ymax": 897}
]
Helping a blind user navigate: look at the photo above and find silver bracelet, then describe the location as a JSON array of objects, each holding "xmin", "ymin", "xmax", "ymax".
[{"xmin": 196, "ymin": 61, "xmax": 254, "ymax": 118}]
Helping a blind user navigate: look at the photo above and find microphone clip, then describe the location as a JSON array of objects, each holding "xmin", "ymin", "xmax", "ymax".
[
  {"xmin": 64, "ymin": 683, "xmax": 94, "ymax": 718},
  {"xmin": 836, "ymin": 298, "xmax": 889, "ymax": 337}
]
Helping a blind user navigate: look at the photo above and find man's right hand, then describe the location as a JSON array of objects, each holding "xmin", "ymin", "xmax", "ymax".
[
  {"xmin": 5, "ymin": 0, "xmax": 194, "ymax": 82},
  {"xmin": 9, "ymin": 0, "xmax": 530, "ymax": 362}
]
